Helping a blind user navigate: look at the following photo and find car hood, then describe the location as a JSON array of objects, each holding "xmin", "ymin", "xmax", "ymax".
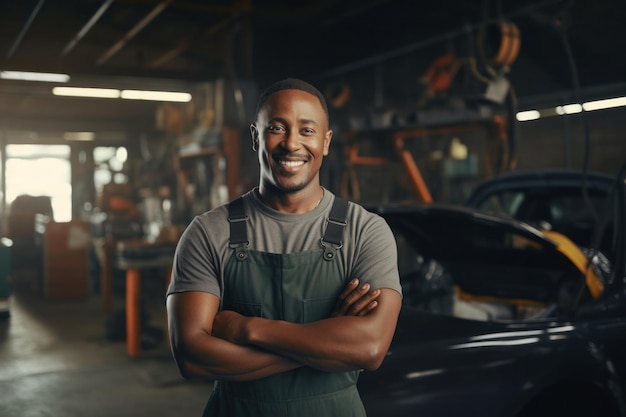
[
  {"xmin": 375, "ymin": 203, "xmax": 558, "ymax": 257},
  {"xmin": 374, "ymin": 204, "xmax": 594, "ymax": 304}
]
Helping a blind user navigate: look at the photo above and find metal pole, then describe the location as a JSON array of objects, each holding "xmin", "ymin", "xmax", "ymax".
[
  {"xmin": 0, "ymin": 128, "xmax": 6, "ymax": 237},
  {"xmin": 62, "ymin": 0, "xmax": 115, "ymax": 56},
  {"xmin": 563, "ymin": 115, "xmax": 572, "ymax": 168},
  {"xmin": 7, "ymin": 0, "xmax": 45, "ymax": 58}
]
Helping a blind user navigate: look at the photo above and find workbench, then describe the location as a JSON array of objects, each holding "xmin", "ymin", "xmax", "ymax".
[{"xmin": 115, "ymin": 239, "xmax": 176, "ymax": 358}]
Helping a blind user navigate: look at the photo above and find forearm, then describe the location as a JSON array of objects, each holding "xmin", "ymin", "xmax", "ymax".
[
  {"xmin": 167, "ymin": 292, "xmax": 300, "ymax": 382},
  {"xmin": 246, "ymin": 315, "xmax": 383, "ymax": 372},
  {"xmin": 168, "ymin": 284, "xmax": 383, "ymax": 381},
  {"xmin": 218, "ymin": 290, "xmax": 401, "ymax": 372},
  {"xmin": 170, "ymin": 331, "xmax": 301, "ymax": 381}
]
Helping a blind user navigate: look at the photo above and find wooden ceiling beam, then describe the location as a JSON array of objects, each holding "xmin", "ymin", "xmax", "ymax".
[
  {"xmin": 6, "ymin": 0, "xmax": 46, "ymax": 58},
  {"xmin": 96, "ymin": 0, "xmax": 173, "ymax": 66},
  {"xmin": 62, "ymin": 0, "xmax": 116, "ymax": 56}
]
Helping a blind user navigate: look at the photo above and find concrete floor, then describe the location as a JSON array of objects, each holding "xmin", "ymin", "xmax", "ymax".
[{"xmin": 0, "ymin": 287, "xmax": 212, "ymax": 417}]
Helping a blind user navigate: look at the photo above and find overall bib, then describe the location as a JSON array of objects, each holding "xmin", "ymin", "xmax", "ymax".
[{"xmin": 202, "ymin": 196, "xmax": 366, "ymax": 417}]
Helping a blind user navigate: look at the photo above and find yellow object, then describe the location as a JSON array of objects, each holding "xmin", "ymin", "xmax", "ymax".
[
  {"xmin": 542, "ymin": 230, "xmax": 604, "ymax": 299},
  {"xmin": 455, "ymin": 286, "xmax": 546, "ymax": 306},
  {"xmin": 455, "ymin": 229, "xmax": 604, "ymax": 308}
]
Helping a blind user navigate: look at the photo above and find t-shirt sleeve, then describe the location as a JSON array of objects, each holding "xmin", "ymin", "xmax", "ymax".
[
  {"xmin": 166, "ymin": 216, "xmax": 222, "ymax": 298},
  {"xmin": 351, "ymin": 213, "xmax": 403, "ymax": 296}
]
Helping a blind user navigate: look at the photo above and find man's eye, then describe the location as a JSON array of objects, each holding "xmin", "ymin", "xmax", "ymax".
[
  {"xmin": 267, "ymin": 125, "xmax": 285, "ymax": 132},
  {"xmin": 302, "ymin": 127, "xmax": 315, "ymax": 134}
]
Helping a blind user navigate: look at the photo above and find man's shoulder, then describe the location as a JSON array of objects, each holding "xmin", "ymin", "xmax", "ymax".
[
  {"xmin": 345, "ymin": 199, "xmax": 384, "ymax": 224},
  {"xmin": 194, "ymin": 189, "xmax": 256, "ymax": 222},
  {"xmin": 189, "ymin": 203, "xmax": 230, "ymax": 234}
]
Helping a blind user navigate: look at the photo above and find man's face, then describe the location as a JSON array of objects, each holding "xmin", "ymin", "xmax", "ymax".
[{"xmin": 252, "ymin": 89, "xmax": 332, "ymax": 194}]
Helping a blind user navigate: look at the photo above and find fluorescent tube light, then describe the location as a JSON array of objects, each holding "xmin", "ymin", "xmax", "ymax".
[
  {"xmin": 555, "ymin": 104, "xmax": 582, "ymax": 115},
  {"xmin": 120, "ymin": 90, "xmax": 192, "ymax": 102},
  {"xmin": 583, "ymin": 96, "xmax": 626, "ymax": 111},
  {"xmin": 517, "ymin": 95, "xmax": 626, "ymax": 122},
  {"xmin": 53, "ymin": 87, "xmax": 121, "ymax": 98},
  {"xmin": 1, "ymin": 70, "xmax": 70, "ymax": 83},
  {"xmin": 516, "ymin": 110, "xmax": 540, "ymax": 121},
  {"xmin": 51, "ymin": 87, "xmax": 191, "ymax": 102},
  {"xmin": 64, "ymin": 132, "xmax": 95, "ymax": 141}
]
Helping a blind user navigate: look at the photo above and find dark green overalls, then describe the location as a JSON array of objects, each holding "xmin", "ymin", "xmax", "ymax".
[{"xmin": 202, "ymin": 196, "xmax": 366, "ymax": 417}]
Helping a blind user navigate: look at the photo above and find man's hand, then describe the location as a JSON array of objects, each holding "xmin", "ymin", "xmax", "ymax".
[{"xmin": 332, "ymin": 278, "xmax": 380, "ymax": 317}]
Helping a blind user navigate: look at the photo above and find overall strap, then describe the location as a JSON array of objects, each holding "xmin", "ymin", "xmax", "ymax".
[
  {"xmin": 229, "ymin": 195, "xmax": 349, "ymax": 261},
  {"xmin": 228, "ymin": 196, "xmax": 248, "ymax": 260},
  {"xmin": 321, "ymin": 196, "xmax": 349, "ymax": 260}
]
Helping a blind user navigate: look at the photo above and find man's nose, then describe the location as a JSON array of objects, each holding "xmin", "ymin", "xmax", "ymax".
[{"xmin": 281, "ymin": 130, "xmax": 300, "ymax": 151}]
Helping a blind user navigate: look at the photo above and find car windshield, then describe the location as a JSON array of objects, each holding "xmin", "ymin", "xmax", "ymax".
[{"xmin": 475, "ymin": 186, "xmax": 611, "ymax": 252}]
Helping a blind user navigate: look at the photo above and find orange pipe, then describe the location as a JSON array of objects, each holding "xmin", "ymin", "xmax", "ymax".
[
  {"xmin": 399, "ymin": 149, "xmax": 433, "ymax": 203},
  {"xmin": 126, "ymin": 268, "xmax": 141, "ymax": 358}
]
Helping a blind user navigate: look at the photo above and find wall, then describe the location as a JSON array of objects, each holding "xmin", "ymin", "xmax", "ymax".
[
  {"xmin": 514, "ymin": 108, "xmax": 626, "ymax": 176},
  {"xmin": 317, "ymin": 97, "xmax": 625, "ymax": 206},
  {"xmin": 304, "ymin": 27, "xmax": 626, "ymax": 205}
]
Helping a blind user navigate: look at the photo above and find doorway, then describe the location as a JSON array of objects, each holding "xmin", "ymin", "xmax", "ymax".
[{"xmin": 5, "ymin": 144, "xmax": 72, "ymax": 222}]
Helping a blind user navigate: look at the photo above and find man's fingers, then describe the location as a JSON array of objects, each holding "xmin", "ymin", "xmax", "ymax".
[
  {"xmin": 338, "ymin": 278, "xmax": 359, "ymax": 300},
  {"xmin": 333, "ymin": 279, "xmax": 382, "ymax": 317},
  {"xmin": 357, "ymin": 300, "xmax": 378, "ymax": 316},
  {"xmin": 341, "ymin": 283, "xmax": 370, "ymax": 313},
  {"xmin": 347, "ymin": 288, "xmax": 379, "ymax": 315},
  {"xmin": 335, "ymin": 280, "xmax": 367, "ymax": 316}
]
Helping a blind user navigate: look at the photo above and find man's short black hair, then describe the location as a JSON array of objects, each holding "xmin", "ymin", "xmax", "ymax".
[{"xmin": 256, "ymin": 78, "xmax": 329, "ymax": 121}]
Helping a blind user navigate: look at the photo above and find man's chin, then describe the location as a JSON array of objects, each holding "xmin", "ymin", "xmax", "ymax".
[
  {"xmin": 276, "ymin": 183, "xmax": 306, "ymax": 193},
  {"xmin": 271, "ymin": 177, "xmax": 308, "ymax": 193}
]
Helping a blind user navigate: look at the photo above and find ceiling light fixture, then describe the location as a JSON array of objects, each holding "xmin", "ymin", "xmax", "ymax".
[
  {"xmin": 1, "ymin": 70, "xmax": 70, "ymax": 83},
  {"xmin": 53, "ymin": 86, "xmax": 121, "ymax": 98},
  {"xmin": 583, "ymin": 96, "xmax": 626, "ymax": 112},
  {"xmin": 555, "ymin": 104, "xmax": 582, "ymax": 115},
  {"xmin": 517, "ymin": 95, "xmax": 626, "ymax": 122},
  {"xmin": 51, "ymin": 86, "xmax": 192, "ymax": 102},
  {"xmin": 120, "ymin": 90, "xmax": 192, "ymax": 102},
  {"xmin": 64, "ymin": 132, "xmax": 96, "ymax": 141},
  {"xmin": 516, "ymin": 110, "xmax": 540, "ymax": 122}
]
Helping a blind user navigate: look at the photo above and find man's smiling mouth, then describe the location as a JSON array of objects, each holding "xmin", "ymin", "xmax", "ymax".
[{"xmin": 278, "ymin": 160, "xmax": 305, "ymax": 167}]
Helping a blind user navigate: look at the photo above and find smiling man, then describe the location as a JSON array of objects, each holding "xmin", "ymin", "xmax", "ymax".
[
  {"xmin": 166, "ymin": 78, "xmax": 402, "ymax": 417},
  {"xmin": 253, "ymin": 82, "xmax": 331, "ymax": 204}
]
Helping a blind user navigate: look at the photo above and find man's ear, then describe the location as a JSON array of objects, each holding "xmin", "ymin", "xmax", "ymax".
[
  {"xmin": 323, "ymin": 130, "xmax": 333, "ymax": 156},
  {"xmin": 250, "ymin": 124, "xmax": 259, "ymax": 151}
]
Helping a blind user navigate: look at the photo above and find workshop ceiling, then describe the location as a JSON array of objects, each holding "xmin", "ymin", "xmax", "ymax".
[{"xmin": 1, "ymin": 0, "xmax": 625, "ymax": 138}]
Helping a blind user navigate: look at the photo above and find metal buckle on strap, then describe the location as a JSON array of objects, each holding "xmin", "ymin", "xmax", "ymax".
[
  {"xmin": 233, "ymin": 246, "xmax": 248, "ymax": 260},
  {"xmin": 228, "ymin": 241, "xmax": 250, "ymax": 249},
  {"xmin": 228, "ymin": 214, "xmax": 249, "ymax": 250},
  {"xmin": 229, "ymin": 215, "xmax": 248, "ymax": 222},
  {"xmin": 327, "ymin": 218, "xmax": 347, "ymax": 227},
  {"xmin": 320, "ymin": 238, "xmax": 342, "ymax": 261},
  {"xmin": 320, "ymin": 237, "xmax": 343, "ymax": 249}
]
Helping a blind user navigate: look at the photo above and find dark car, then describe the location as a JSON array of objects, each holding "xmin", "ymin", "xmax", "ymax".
[{"xmin": 359, "ymin": 170, "xmax": 626, "ymax": 417}]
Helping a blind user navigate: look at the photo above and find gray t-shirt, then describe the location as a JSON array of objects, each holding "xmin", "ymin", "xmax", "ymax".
[{"xmin": 167, "ymin": 188, "xmax": 402, "ymax": 300}]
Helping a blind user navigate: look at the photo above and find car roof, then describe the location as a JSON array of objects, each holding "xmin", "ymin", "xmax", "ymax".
[{"xmin": 466, "ymin": 169, "xmax": 615, "ymax": 207}]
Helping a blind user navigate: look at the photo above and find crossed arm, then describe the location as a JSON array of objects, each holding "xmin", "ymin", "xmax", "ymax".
[{"xmin": 167, "ymin": 279, "xmax": 401, "ymax": 381}]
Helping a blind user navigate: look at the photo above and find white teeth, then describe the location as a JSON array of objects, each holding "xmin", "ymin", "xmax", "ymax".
[{"xmin": 279, "ymin": 160, "xmax": 304, "ymax": 167}]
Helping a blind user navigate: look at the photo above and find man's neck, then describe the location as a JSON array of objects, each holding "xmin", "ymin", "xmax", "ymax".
[{"xmin": 257, "ymin": 186, "xmax": 324, "ymax": 214}]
